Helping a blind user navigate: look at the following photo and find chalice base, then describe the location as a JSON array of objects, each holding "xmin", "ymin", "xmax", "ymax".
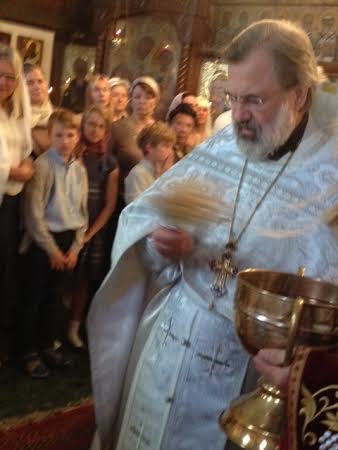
[{"xmin": 219, "ymin": 378, "xmax": 285, "ymax": 450}]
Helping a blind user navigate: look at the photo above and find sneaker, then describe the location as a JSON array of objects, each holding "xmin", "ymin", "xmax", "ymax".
[{"xmin": 42, "ymin": 347, "xmax": 73, "ymax": 369}]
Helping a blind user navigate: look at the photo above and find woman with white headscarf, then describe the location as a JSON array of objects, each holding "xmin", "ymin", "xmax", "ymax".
[
  {"xmin": 0, "ymin": 45, "xmax": 33, "ymax": 365},
  {"xmin": 106, "ymin": 77, "xmax": 160, "ymax": 262},
  {"xmin": 108, "ymin": 76, "xmax": 160, "ymax": 181}
]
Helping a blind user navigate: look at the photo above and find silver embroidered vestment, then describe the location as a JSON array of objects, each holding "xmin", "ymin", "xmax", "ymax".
[{"xmin": 88, "ymin": 85, "xmax": 338, "ymax": 450}]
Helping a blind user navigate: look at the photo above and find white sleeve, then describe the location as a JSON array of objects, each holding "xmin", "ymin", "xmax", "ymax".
[
  {"xmin": 0, "ymin": 134, "xmax": 11, "ymax": 205},
  {"xmin": 124, "ymin": 164, "xmax": 154, "ymax": 204}
]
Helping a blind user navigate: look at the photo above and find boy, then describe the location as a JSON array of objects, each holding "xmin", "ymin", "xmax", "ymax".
[
  {"xmin": 124, "ymin": 121, "xmax": 175, "ymax": 204},
  {"xmin": 22, "ymin": 109, "xmax": 88, "ymax": 378}
]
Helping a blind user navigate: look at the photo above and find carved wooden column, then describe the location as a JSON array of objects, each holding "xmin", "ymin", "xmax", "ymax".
[
  {"xmin": 174, "ymin": 0, "xmax": 210, "ymax": 94},
  {"xmin": 176, "ymin": 44, "xmax": 192, "ymax": 92}
]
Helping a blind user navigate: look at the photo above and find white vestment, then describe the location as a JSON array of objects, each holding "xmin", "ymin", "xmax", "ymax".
[{"xmin": 88, "ymin": 84, "xmax": 338, "ymax": 450}]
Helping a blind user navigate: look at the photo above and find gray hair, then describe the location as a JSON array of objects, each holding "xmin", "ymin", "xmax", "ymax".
[{"xmin": 223, "ymin": 20, "xmax": 322, "ymax": 91}]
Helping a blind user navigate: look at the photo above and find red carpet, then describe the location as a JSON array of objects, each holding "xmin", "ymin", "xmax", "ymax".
[{"xmin": 0, "ymin": 400, "xmax": 95, "ymax": 450}]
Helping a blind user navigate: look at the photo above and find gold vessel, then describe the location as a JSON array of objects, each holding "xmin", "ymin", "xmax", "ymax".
[{"xmin": 220, "ymin": 269, "xmax": 338, "ymax": 450}]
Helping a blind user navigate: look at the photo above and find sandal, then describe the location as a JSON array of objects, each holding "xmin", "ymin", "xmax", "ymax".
[
  {"xmin": 42, "ymin": 347, "xmax": 72, "ymax": 369},
  {"xmin": 23, "ymin": 353, "xmax": 49, "ymax": 379}
]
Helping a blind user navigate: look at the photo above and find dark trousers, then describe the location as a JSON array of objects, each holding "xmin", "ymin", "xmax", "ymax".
[
  {"xmin": 21, "ymin": 230, "xmax": 75, "ymax": 355},
  {"xmin": 0, "ymin": 194, "xmax": 21, "ymax": 355}
]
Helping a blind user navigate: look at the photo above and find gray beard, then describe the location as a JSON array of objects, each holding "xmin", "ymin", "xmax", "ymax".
[
  {"xmin": 237, "ymin": 137, "xmax": 276, "ymax": 161},
  {"xmin": 235, "ymin": 102, "xmax": 297, "ymax": 161}
]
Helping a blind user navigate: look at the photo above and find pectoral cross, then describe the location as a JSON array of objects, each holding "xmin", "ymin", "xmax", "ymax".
[{"xmin": 209, "ymin": 247, "xmax": 238, "ymax": 300}]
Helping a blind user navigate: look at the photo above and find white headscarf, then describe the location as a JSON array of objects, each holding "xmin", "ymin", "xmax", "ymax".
[
  {"xmin": 109, "ymin": 77, "xmax": 130, "ymax": 91},
  {"xmin": 165, "ymin": 92, "xmax": 184, "ymax": 121},
  {"xmin": 129, "ymin": 76, "xmax": 160, "ymax": 99}
]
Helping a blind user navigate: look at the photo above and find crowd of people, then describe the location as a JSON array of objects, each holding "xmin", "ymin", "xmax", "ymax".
[
  {"xmin": 0, "ymin": 44, "xmax": 226, "ymax": 378},
  {"xmin": 1, "ymin": 17, "xmax": 338, "ymax": 450}
]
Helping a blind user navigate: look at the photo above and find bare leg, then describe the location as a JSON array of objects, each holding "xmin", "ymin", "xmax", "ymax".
[{"xmin": 68, "ymin": 279, "xmax": 88, "ymax": 348}]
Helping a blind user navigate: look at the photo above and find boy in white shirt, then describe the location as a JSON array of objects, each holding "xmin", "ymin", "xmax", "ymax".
[
  {"xmin": 22, "ymin": 109, "xmax": 88, "ymax": 378},
  {"xmin": 124, "ymin": 121, "xmax": 175, "ymax": 204}
]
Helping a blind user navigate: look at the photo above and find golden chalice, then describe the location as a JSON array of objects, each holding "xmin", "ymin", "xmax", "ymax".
[{"xmin": 219, "ymin": 268, "xmax": 338, "ymax": 450}]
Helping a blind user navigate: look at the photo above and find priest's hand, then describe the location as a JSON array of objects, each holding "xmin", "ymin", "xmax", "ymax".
[
  {"xmin": 151, "ymin": 226, "xmax": 194, "ymax": 260},
  {"xmin": 253, "ymin": 348, "xmax": 290, "ymax": 390}
]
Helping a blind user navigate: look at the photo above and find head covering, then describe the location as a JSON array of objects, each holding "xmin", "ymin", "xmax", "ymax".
[
  {"xmin": 109, "ymin": 77, "xmax": 130, "ymax": 90},
  {"xmin": 129, "ymin": 76, "xmax": 160, "ymax": 99},
  {"xmin": 165, "ymin": 92, "xmax": 184, "ymax": 121}
]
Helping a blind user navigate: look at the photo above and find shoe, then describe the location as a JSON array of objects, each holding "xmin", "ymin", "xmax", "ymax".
[
  {"xmin": 69, "ymin": 341, "xmax": 88, "ymax": 353},
  {"xmin": 53, "ymin": 340, "xmax": 62, "ymax": 350},
  {"xmin": 42, "ymin": 347, "xmax": 73, "ymax": 369},
  {"xmin": 23, "ymin": 353, "xmax": 49, "ymax": 379},
  {"xmin": 67, "ymin": 332, "xmax": 87, "ymax": 352},
  {"xmin": 68, "ymin": 320, "xmax": 85, "ymax": 349}
]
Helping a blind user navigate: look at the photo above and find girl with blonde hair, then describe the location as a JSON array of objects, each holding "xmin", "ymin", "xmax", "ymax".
[
  {"xmin": 194, "ymin": 96, "xmax": 213, "ymax": 144},
  {"xmin": 69, "ymin": 105, "xmax": 119, "ymax": 349}
]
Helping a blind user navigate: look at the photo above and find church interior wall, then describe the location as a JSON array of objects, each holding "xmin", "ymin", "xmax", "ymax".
[{"xmin": 0, "ymin": 0, "xmax": 338, "ymax": 104}]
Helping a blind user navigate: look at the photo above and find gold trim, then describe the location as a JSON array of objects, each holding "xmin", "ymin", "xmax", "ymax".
[
  {"xmin": 300, "ymin": 383, "xmax": 338, "ymax": 445},
  {"xmin": 288, "ymin": 346, "xmax": 310, "ymax": 450}
]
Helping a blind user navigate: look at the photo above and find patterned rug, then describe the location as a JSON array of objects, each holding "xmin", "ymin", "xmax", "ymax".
[{"xmin": 0, "ymin": 399, "xmax": 95, "ymax": 450}]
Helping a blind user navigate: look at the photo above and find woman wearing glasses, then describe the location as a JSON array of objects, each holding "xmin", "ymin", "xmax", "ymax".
[{"xmin": 0, "ymin": 45, "xmax": 33, "ymax": 367}]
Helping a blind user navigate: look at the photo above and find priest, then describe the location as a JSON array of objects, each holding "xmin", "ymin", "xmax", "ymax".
[{"xmin": 88, "ymin": 19, "xmax": 338, "ymax": 450}]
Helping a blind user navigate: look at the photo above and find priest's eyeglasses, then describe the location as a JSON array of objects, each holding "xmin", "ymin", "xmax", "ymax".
[{"xmin": 227, "ymin": 93, "xmax": 264, "ymax": 110}]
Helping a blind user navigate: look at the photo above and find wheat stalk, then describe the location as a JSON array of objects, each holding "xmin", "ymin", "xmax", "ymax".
[{"xmin": 149, "ymin": 179, "xmax": 229, "ymax": 226}]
